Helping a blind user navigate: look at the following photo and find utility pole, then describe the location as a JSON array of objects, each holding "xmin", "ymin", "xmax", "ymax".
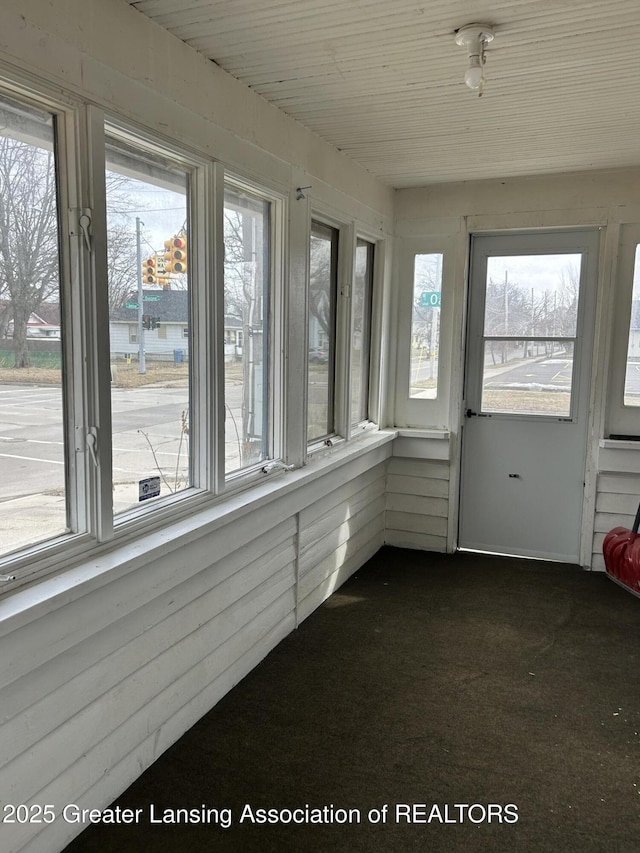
[
  {"xmin": 503, "ymin": 270, "xmax": 509, "ymax": 364},
  {"xmin": 136, "ymin": 216, "xmax": 146, "ymax": 374}
]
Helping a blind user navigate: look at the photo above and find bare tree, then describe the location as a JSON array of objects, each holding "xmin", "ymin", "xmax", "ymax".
[
  {"xmin": 0, "ymin": 137, "xmax": 59, "ymax": 367},
  {"xmin": 309, "ymin": 233, "xmax": 333, "ymax": 341}
]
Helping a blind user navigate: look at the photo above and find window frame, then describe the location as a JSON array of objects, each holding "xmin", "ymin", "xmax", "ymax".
[
  {"xmin": 306, "ymin": 215, "xmax": 348, "ymax": 451},
  {"xmin": 102, "ymin": 118, "xmax": 213, "ymax": 531},
  {"xmin": 607, "ymin": 222, "xmax": 640, "ymax": 437},
  {"xmin": 394, "ymin": 234, "xmax": 455, "ymax": 430},
  {"xmin": 348, "ymin": 236, "xmax": 376, "ymax": 430},
  {"xmin": 221, "ymin": 172, "xmax": 285, "ymax": 490},
  {"xmin": 222, "ymin": 179, "xmax": 273, "ymax": 481},
  {"xmin": 0, "ymin": 83, "xmax": 96, "ymax": 584}
]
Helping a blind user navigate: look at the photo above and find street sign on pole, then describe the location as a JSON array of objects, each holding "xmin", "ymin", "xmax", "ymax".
[
  {"xmin": 143, "ymin": 295, "xmax": 161, "ymax": 301},
  {"xmin": 420, "ymin": 291, "xmax": 441, "ymax": 308},
  {"xmin": 126, "ymin": 302, "xmax": 139, "ymax": 309}
]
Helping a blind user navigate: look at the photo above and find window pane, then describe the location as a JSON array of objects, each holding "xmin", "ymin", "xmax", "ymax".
[
  {"xmin": 105, "ymin": 135, "xmax": 191, "ymax": 515},
  {"xmin": 308, "ymin": 222, "xmax": 338, "ymax": 443},
  {"xmin": 224, "ymin": 186, "xmax": 270, "ymax": 475},
  {"xmin": 410, "ymin": 253, "xmax": 442, "ymax": 399},
  {"xmin": 352, "ymin": 239, "xmax": 373, "ymax": 424},
  {"xmin": 485, "ymin": 255, "xmax": 581, "ymax": 337},
  {"xmin": 0, "ymin": 96, "xmax": 68, "ymax": 556},
  {"xmin": 481, "ymin": 341, "xmax": 574, "ymax": 417},
  {"xmin": 624, "ymin": 245, "xmax": 640, "ymax": 407}
]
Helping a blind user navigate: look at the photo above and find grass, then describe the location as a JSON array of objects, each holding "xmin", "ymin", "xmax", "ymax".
[{"xmin": 0, "ymin": 360, "xmax": 247, "ymax": 389}]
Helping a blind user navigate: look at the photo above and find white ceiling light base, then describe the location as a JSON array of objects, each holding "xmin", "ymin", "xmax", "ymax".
[{"xmin": 455, "ymin": 24, "xmax": 495, "ymax": 93}]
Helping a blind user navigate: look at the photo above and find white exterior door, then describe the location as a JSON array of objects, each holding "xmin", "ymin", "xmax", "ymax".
[{"xmin": 459, "ymin": 230, "xmax": 599, "ymax": 563}]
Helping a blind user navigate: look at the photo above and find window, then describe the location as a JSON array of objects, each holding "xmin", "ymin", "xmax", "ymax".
[
  {"xmin": 352, "ymin": 239, "xmax": 374, "ymax": 424},
  {"xmin": 410, "ymin": 253, "xmax": 442, "ymax": 399},
  {"xmin": 623, "ymin": 244, "xmax": 640, "ymax": 408},
  {"xmin": 607, "ymin": 225, "xmax": 640, "ymax": 436},
  {"xmin": 0, "ymin": 94, "xmax": 68, "ymax": 558},
  {"xmin": 308, "ymin": 221, "xmax": 338, "ymax": 443},
  {"xmin": 223, "ymin": 184, "xmax": 271, "ymax": 476},
  {"xmin": 480, "ymin": 254, "xmax": 581, "ymax": 417},
  {"xmin": 105, "ymin": 131, "xmax": 193, "ymax": 515}
]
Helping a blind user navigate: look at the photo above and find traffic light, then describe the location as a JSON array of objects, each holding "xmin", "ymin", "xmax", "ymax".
[
  {"xmin": 163, "ymin": 234, "xmax": 188, "ymax": 275},
  {"xmin": 142, "ymin": 314, "xmax": 151, "ymax": 330},
  {"xmin": 156, "ymin": 274, "xmax": 171, "ymax": 289},
  {"xmin": 142, "ymin": 257, "xmax": 157, "ymax": 284},
  {"xmin": 151, "ymin": 317, "xmax": 161, "ymax": 330}
]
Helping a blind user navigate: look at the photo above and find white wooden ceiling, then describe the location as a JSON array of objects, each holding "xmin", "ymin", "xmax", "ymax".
[{"xmin": 128, "ymin": 0, "xmax": 640, "ymax": 188}]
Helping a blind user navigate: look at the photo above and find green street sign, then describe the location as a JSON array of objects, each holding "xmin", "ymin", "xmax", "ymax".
[
  {"xmin": 420, "ymin": 291, "xmax": 441, "ymax": 308},
  {"xmin": 143, "ymin": 295, "xmax": 161, "ymax": 301},
  {"xmin": 125, "ymin": 302, "xmax": 139, "ymax": 309}
]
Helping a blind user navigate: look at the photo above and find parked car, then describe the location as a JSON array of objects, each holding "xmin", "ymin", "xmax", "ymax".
[{"xmin": 308, "ymin": 347, "xmax": 328, "ymax": 364}]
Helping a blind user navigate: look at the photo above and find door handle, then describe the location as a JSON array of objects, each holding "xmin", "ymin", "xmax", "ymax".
[{"xmin": 465, "ymin": 408, "xmax": 477, "ymax": 418}]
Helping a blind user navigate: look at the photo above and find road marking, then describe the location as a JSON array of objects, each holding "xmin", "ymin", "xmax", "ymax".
[{"xmin": 0, "ymin": 451, "xmax": 64, "ymax": 465}]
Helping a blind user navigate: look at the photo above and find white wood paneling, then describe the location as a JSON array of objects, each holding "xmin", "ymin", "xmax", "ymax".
[
  {"xmin": 297, "ymin": 463, "xmax": 386, "ymax": 620},
  {"xmin": 385, "ymin": 455, "xmax": 450, "ymax": 552},
  {"xmin": 592, "ymin": 472, "xmax": 640, "ymax": 573},
  {"xmin": 127, "ymin": 0, "xmax": 640, "ymax": 188},
  {"xmin": 0, "ymin": 442, "xmax": 391, "ymax": 853}
]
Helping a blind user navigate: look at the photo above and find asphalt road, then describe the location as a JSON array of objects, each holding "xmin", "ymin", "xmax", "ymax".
[
  {"xmin": 484, "ymin": 356, "xmax": 573, "ymax": 391},
  {"xmin": 0, "ymin": 382, "xmax": 248, "ymax": 550}
]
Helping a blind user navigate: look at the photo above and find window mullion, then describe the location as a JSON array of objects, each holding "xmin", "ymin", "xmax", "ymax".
[
  {"xmin": 191, "ymin": 162, "xmax": 216, "ymax": 493},
  {"xmin": 336, "ymin": 224, "xmax": 355, "ymax": 439},
  {"xmin": 80, "ymin": 105, "xmax": 114, "ymax": 541},
  {"xmin": 212, "ymin": 162, "xmax": 226, "ymax": 492}
]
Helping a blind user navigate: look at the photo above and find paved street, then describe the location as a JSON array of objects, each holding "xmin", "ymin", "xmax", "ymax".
[
  {"xmin": 484, "ymin": 356, "xmax": 573, "ymax": 391},
  {"xmin": 0, "ymin": 381, "xmax": 247, "ymax": 554}
]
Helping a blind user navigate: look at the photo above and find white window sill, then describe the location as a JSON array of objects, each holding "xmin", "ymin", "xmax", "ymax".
[
  {"xmin": 0, "ymin": 429, "xmax": 396, "ymax": 633},
  {"xmin": 600, "ymin": 438, "xmax": 640, "ymax": 450},
  {"xmin": 396, "ymin": 428, "xmax": 449, "ymax": 440}
]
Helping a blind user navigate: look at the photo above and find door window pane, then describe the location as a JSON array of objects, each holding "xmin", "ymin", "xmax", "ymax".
[
  {"xmin": 105, "ymin": 134, "xmax": 191, "ymax": 515},
  {"xmin": 480, "ymin": 254, "xmax": 582, "ymax": 417},
  {"xmin": 481, "ymin": 341, "xmax": 574, "ymax": 416},
  {"xmin": 0, "ymin": 96, "xmax": 67, "ymax": 556},
  {"xmin": 223, "ymin": 186, "xmax": 270, "ymax": 475},
  {"xmin": 410, "ymin": 253, "xmax": 442, "ymax": 399},
  {"xmin": 624, "ymin": 245, "xmax": 640, "ymax": 407},
  {"xmin": 308, "ymin": 222, "xmax": 338, "ymax": 442},
  {"xmin": 351, "ymin": 239, "xmax": 373, "ymax": 424},
  {"xmin": 485, "ymin": 255, "xmax": 581, "ymax": 337}
]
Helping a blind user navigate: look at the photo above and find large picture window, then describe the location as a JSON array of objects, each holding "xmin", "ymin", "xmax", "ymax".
[
  {"xmin": 105, "ymin": 131, "xmax": 193, "ymax": 515},
  {"xmin": 0, "ymin": 94, "xmax": 68, "ymax": 558},
  {"xmin": 223, "ymin": 184, "xmax": 271, "ymax": 476},
  {"xmin": 351, "ymin": 239, "xmax": 374, "ymax": 425},
  {"xmin": 308, "ymin": 221, "xmax": 338, "ymax": 443}
]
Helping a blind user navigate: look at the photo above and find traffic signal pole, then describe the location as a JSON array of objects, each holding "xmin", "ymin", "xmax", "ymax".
[{"xmin": 135, "ymin": 216, "xmax": 146, "ymax": 374}]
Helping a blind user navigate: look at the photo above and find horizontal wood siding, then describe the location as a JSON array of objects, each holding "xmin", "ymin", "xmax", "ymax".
[
  {"xmin": 385, "ymin": 457, "xmax": 449, "ymax": 552},
  {"xmin": 592, "ymin": 472, "xmax": 640, "ymax": 572},
  {"xmin": 297, "ymin": 465, "xmax": 386, "ymax": 622},
  {"xmin": 0, "ymin": 446, "xmax": 391, "ymax": 853}
]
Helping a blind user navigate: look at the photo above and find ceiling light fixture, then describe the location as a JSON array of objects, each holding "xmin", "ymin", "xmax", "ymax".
[{"xmin": 455, "ymin": 24, "xmax": 495, "ymax": 95}]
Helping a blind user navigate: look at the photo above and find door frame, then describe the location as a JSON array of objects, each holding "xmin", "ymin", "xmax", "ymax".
[{"xmin": 456, "ymin": 227, "xmax": 602, "ymax": 565}]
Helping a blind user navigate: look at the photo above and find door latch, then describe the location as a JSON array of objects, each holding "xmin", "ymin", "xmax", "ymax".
[{"xmin": 465, "ymin": 408, "xmax": 477, "ymax": 418}]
